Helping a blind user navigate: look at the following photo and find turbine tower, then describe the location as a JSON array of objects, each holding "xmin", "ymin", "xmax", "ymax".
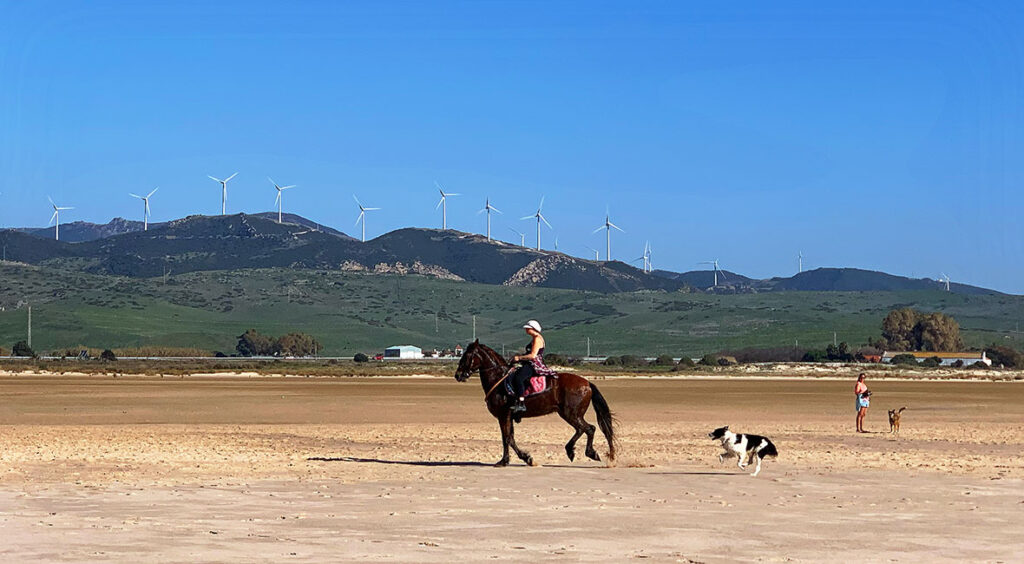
[
  {"xmin": 586, "ymin": 246, "xmax": 600, "ymax": 261},
  {"xmin": 520, "ymin": 197, "xmax": 551, "ymax": 251},
  {"xmin": 269, "ymin": 177, "xmax": 296, "ymax": 224},
  {"xmin": 940, "ymin": 273, "xmax": 951, "ymax": 292},
  {"xmin": 47, "ymin": 197, "xmax": 73, "ymax": 241},
  {"xmin": 798, "ymin": 251, "xmax": 804, "ymax": 274},
  {"xmin": 208, "ymin": 172, "xmax": 237, "ymax": 215},
  {"xmin": 593, "ymin": 212, "xmax": 624, "ymax": 261},
  {"xmin": 129, "ymin": 187, "xmax": 158, "ymax": 231},
  {"xmin": 434, "ymin": 182, "xmax": 459, "ymax": 229},
  {"xmin": 353, "ymin": 195, "xmax": 380, "ymax": 243},
  {"xmin": 478, "ymin": 197, "xmax": 502, "ymax": 241},
  {"xmin": 700, "ymin": 259, "xmax": 725, "ymax": 287},
  {"xmin": 508, "ymin": 227, "xmax": 526, "ymax": 247},
  {"xmin": 633, "ymin": 242, "xmax": 653, "ymax": 273}
]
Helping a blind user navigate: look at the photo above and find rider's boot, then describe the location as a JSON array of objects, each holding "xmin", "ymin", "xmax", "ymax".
[{"xmin": 510, "ymin": 396, "xmax": 527, "ymax": 422}]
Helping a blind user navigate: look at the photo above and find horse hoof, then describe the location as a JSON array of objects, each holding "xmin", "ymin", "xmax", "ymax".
[
  {"xmin": 526, "ymin": 457, "xmax": 537, "ymax": 467},
  {"xmin": 565, "ymin": 448, "xmax": 575, "ymax": 462},
  {"xmin": 586, "ymin": 450, "xmax": 601, "ymax": 462},
  {"xmin": 495, "ymin": 459, "xmax": 509, "ymax": 467}
]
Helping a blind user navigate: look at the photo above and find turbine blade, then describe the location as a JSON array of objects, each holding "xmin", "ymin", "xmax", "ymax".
[
  {"xmin": 354, "ymin": 212, "xmax": 364, "ymax": 227},
  {"xmin": 48, "ymin": 196, "xmax": 55, "ymax": 206},
  {"xmin": 49, "ymin": 211, "xmax": 57, "ymax": 224},
  {"xmin": 520, "ymin": 215, "xmax": 534, "ymax": 221},
  {"xmin": 208, "ymin": 175, "xmax": 222, "ymax": 182},
  {"xmin": 129, "ymin": 193, "xmax": 141, "ymax": 199},
  {"xmin": 538, "ymin": 196, "xmax": 545, "ymax": 210},
  {"xmin": 609, "ymin": 222, "xmax": 624, "ymax": 232},
  {"xmin": 353, "ymin": 195, "xmax": 362, "ymax": 206},
  {"xmin": 592, "ymin": 226, "xmax": 605, "ymax": 234},
  {"xmin": 147, "ymin": 187, "xmax": 159, "ymax": 198},
  {"xmin": 490, "ymin": 206, "xmax": 502, "ymax": 214},
  {"xmin": 281, "ymin": 185, "xmax": 295, "ymax": 190},
  {"xmin": 225, "ymin": 172, "xmax": 238, "ymax": 182},
  {"xmin": 275, "ymin": 192, "xmax": 281, "ymax": 205},
  {"xmin": 446, "ymin": 192, "xmax": 460, "ymax": 197},
  {"xmin": 364, "ymin": 207, "xmax": 380, "ymax": 211},
  {"xmin": 267, "ymin": 177, "xmax": 277, "ymax": 187},
  {"xmin": 540, "ymin": 214, "xmax": 552, "ymax": 229},
  {"xmin": 436, "ymin": 198, "xmax": 444, "ymax": 210}
]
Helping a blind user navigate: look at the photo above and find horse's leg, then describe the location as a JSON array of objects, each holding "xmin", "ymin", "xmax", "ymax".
[
  {"xmin": 582, "ymin": 418, "xmax": 600, "ymax": 462},
  {"xmin": 506, "ymin": 421, "xmax": 535, "ymax": 466},
  {"xmin": 558, "ymin": 412, "xmax": 585, "ymax": 462},
  {"xmin": 496, "ymin": 414, "xmax": 512, "ymax": 467}
]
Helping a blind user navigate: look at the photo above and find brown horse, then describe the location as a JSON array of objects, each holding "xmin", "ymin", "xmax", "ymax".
[{"xmin": 454, "ymin": 340, "xmax": 616, "ymax": 467}]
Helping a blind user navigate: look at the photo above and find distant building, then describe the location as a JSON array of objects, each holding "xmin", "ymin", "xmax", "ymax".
[
  {"xmin": 882, "ymin": 351, "xmax": 991, "ymax": 366},
  {"xmin": 384, "ymin": 345, "xmax": 423, "ymax": 359}
]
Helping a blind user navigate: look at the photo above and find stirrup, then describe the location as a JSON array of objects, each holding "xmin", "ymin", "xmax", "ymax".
[{"xmin": 510, "ymin": 398, "xmax": 527, "ymax": 413}]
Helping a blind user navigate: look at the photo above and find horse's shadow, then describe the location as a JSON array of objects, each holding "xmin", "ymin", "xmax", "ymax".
[{"xmin": 307, "ymin": 456, "xmax": 490, "ymax": 467}]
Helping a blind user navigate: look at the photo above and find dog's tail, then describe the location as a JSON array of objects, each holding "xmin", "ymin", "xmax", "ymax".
[
  {"xmin": 897, "ymin": 406, "xmax": 907, "ymax": 414},
  {"xmin": 760, "ymin": 439, "xmax": 779, "ymax": 458},
  {"xmin": 589, "ymin": 382, "xmax": 617, "ymax": 462}
]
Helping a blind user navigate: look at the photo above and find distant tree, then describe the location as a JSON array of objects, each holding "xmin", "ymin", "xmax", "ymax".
[
  {"xmin": 674, "ymin": 356, "xmax": 696, "ymax": 370},
  {"xmin": 919, "ymin": 356, "xmax": 942, "ymax": 368},
  {"xmin": 236, "ymin": 329, "xmax": 274, "ymax": 356},
  {"xmin": 618, "ymin": 355, "xmax": 645, "ymax": 368},
  {"xmin": 353, "ymin": 353, "xmax": 369, "ymax": 363},
  {"xmin": 12, "ymin": 340, "xmax": 34, "ymax": 357},
  {"xmin": 802, "ymin": 350, "xmax": 828, "ymax": 362},
  {"xmin": 984, "ymin": 345, "xmax": 1023, "ymax": 369},
  {"xmin": 697, "ymin": 354, "xmax": 719, "ymax": 366},
  {"xmin": 100, "ymin": 349, "xmax": 117, "ymax": 362},
  {"xmin": 653, "ymin": 354, "xmax": 675, "ymax": 366},
  {"xmin": 890, "ymin": 353, "xmax": 919, "ymax": 366},
  {"xmin": 878, "ymin": 309, "xmax": 962, "ymax": 352},
  {"xmin": 544, "ymin": 353, "xmax": 567, "ymax": 366},
  {"xmin": 914, "ymin": 313, "xmax": 963, "ymax": 352},
  {"xmin": 970, "ymin": 361, "xmax": 990, "ymax": 369},
  {"xmin": 951, "ymin": 359, "xmax": 964, "ymax": 368},
  {"xmin": 276, "ymin": 332, "xmax": 321, "ymax": 356},
  {"xmin": 601, "ymin": 356, "xmax": 620, "ymax": 366}
]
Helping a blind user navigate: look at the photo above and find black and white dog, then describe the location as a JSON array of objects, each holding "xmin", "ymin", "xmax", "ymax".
[{"xmin": 708, "ymin": 426, "xmax": 778, "ymax": 477}]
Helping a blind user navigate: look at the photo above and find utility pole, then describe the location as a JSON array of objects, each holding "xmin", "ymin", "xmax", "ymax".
[
  {"xmin": 27, "ymin": 305, "xmax": 32, "ymax": 348},
  {"xmin": 472, "ymin": 315, "xmax": 476, "ymax": 341},
  {"xmin": 586, "ymin": 337, "xmax": 591, "ymax": 357},
  {"xmin": 833, "ymin": 332, "xmax": 837, "ymax": 347}
]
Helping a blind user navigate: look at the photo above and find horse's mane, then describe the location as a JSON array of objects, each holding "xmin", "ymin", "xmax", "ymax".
[{"xmin": 468, "ymin": 341, "xmax": 507, "ymax": 369}]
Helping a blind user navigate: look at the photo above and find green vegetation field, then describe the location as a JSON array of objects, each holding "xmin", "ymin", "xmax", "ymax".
[{"xmin": 1, "ymin": 262, "xmax": 1022, "ymax": 357}]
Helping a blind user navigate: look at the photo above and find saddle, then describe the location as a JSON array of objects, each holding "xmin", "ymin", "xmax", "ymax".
[{"xmin": 505, "ymin": 374, "xmax": 555, "ymax": 398}]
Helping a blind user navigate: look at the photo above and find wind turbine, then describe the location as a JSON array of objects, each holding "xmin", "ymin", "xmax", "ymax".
[
  {"xmin": 508, "ymin": 227, "xmax": 526, "ymax": 247},
  {"xmin": 700, "ymin": 259, "xmax": 726, "ymax": 287},
  {"xmin": 521, "ymin": 197, "xmax": 551, "ymax": 250},
  {"xmin": 129, "ymin": 187, "xmax": 158, "ymax": 231},
  {"xmin": 269, "ymin": 177, "xmax": 296, "ymax": 224},
  {"xmin": 939, "ymin": 273, "xmax": 951, "ymax": 292},
  {"xmin": 798, "ymin": 251, "xmax": 804, "ymax": 274},
  {"xmin": 633, "ymin": 242, "xmax": 653, "ymax": 273},
  {"xmin": 478, "ymin": 197, "xmax": 502, "ymax": 241},
  {"xmin": 353, "ymin": 195, "xmax": 380, "ymax": 243},
  {"xmin": 592, "ymin": 211, "xmax": 624, "ymax": 261},
  {"xmin": 585, "ymin": 246, "xmax": 600, "ymax": 261},
  {"xmin": 435, "ymin": 182, "xmax": 459, "ymax": 229},
  {"xmin": 554, "ymin": 236, "xmax": 560, "ymax": 252},
  {"xmin": 207, "ymin": 172, "xmax": 237, "ymax": 215},
  {"xmin": 47, "ymin": 197, "xmax": 73, "ymax": 241}
]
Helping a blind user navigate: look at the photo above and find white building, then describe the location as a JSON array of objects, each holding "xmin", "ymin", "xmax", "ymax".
[
  {"xmin": 384, "ymin": 345, "xmax": 423, "ymax": 359},
  {"xmin": 881, "ymin": 351, "xmax": 991, "ymax": 366}
]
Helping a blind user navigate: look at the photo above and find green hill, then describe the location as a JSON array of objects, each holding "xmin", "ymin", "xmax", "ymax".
[{"xmin": 2, "ymin": 262, "xmax": 1021, "ymax": 357}]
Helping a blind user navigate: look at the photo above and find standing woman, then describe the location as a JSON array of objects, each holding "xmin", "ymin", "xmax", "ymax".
[{"xmin": 855, "ymin": 373, "xmax": 870, "ymax": 432}]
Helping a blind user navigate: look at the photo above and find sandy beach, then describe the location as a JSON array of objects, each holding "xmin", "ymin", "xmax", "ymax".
[{"xmin": 1, "ymin": 375, "xmax": 1022, "ymax": 562}]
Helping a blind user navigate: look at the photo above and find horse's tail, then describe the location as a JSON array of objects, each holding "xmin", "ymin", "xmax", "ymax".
[{"xmin": 589, "ymin": 382, "xmax": 617, "ymax": 462}]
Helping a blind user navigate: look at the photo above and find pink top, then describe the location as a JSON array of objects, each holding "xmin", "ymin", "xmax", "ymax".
[{"xmin": 855, "ymin": 381, "xmax": 867, "ymax": 395}]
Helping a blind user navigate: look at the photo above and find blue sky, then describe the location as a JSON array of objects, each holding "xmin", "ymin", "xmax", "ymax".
[{"xmin": 1, "ymin": 1, "xmax": 1022, "ymax": 292}]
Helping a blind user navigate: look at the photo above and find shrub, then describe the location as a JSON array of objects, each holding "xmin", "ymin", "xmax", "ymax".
[
  {"xmin": 601, "ymin": 356, "xmax": 620, "ymax": 366},
  {"xmin": 984, "ymin": 345, "xmax": 1023, "ymax": 369},
  {"xmin": 717, "ymin": 356, "xmax": 735, "ymax": 366},
  {"xmin": 951, "ymin": 359, "xmax": 964, "ymax": 368},
  {"xmin": 618, "ymin": 355, "xmax": 645, "ymax": 368},
  {"xmin": 697, "ymin": 354, "xmax": 719, "ymax": 366},
  {"xmin": 653, "ymin": 354, "xmax": 675, "ymax": 366},
  {"xmin": 353, "ymin": 353, "xmax": 369, "ymax": 363},
  {"xmin": 801, "ymin": 350, "xmax": 828, "ymax": 363},
  {"xmin": 722, "ymin": 346, "xmax": 808, "ymax": 364},
  {"xmin": 971, "ymin": 361, "xmax": 989, "ymax": 369},
  {"xmin": 890, "ymin": 353, "xmax": 919, "ymax": 366},
  {"xmin": 100, "ymin": 349, "xmax": 117, "ymax": 362},
  {"xmin": 676, "ymin": 356, "xmax": 696, "ymax": 369},
  {"xmin": 544, "ymin": 353, "xmax": 567, "ymax": 366},
  {"xmin": 0, "ymin": 346, "xmax": 6, "ymax": 356},
  {"xmin": 12, "ymin": 340, "xmax": 34, "ymax": 357},
  {"xmin": 919, "ymin": 356, "xmax": 941, "ymax": 368}
]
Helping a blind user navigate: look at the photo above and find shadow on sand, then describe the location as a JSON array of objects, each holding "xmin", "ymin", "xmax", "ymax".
[{"xmin": 307, "ymin": 456, "xmax": 491, "ymax": 467}]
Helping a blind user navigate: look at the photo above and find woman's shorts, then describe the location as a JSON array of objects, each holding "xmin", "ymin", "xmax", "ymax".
[{"xmin": 856, "ymin": 396, "xmax": 870, "ymax": 410}]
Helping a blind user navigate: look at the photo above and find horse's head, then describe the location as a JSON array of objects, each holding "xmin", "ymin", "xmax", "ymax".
[{"xmin": 454, "ymin": 339, "xmax": 481, "ymax": 382}]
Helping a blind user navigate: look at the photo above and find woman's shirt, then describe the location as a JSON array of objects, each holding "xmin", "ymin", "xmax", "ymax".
[{"xmin": 855, "ymin": 381, "xmax": 868, "ymax": 396}]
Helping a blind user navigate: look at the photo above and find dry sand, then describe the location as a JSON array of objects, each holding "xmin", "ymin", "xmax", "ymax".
[{"xmin": 1, "ymin": 375, "xmax": 1022, "ymax": 562}]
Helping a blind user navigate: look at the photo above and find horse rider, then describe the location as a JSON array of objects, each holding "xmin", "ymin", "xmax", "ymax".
[{"xmin": 510, "ymin": 320, "xmax": 557, "ymax": 415}]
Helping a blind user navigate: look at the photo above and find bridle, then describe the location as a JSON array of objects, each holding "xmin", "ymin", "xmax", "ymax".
[{"xmin": 460, "ymin": 345, "xmax": 515, "ymax": 402}]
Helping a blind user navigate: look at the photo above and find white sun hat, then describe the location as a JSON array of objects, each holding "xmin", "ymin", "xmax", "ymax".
[{"xmin": 523, "ymin": 320, "xmax": 542, "ymax": 333}]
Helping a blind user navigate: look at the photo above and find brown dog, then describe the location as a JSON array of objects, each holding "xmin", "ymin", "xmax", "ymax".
[{"xmin": 888, "ymin": 407, "xmax": 906, "ymax": 434}]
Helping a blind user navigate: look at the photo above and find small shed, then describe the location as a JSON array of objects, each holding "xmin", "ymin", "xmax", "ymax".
[{"xmin": 384, "ymin": 345, "xmax": 423, "ymax": 359}]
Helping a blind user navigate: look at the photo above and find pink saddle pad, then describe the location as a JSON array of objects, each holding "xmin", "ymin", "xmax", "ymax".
[{"xmin": 523, "ymin": 376, "xmax": 547, "ymax": 396}]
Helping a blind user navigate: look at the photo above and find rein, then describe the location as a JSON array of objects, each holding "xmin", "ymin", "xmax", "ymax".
[{"xmin": 484, "ymin": 365, "xmax": 518, "ymax": 401}]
